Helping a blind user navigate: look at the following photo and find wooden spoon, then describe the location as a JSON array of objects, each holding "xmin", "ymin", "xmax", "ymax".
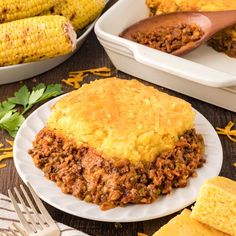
[{"xmin": 120, "ymin": 11, "xmax": 236, "ymax": 56}]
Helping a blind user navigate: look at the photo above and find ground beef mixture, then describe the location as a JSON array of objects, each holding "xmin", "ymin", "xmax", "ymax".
[
  {"xmin": 208, "ymin": 37, "xmax": 236, "ymax": 58},
  {"xmin": 29, "ymin": 128, "xmax": 205, "ymax": 210},
  {"xmin": 131, "ymin": 23, "xmax": 204, "ymax": 53}
]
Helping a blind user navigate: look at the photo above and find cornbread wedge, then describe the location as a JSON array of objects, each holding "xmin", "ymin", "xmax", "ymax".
[
  {"xmin": 146, "ymin": 0, "xmax": 236, "ymax": 57},
  {"xmin": 29, "ymin": 78, "xmax": 205, "ymax": 210},
  {"xmin": 153, "ymin": 209, "xmax": 229, "ymax": 236},
  {"xmin": 41, "ymin": 0, "xmax": 105, "ymax": 31},
  {"xmin": 191, "ymin": 176, "xmax": 236, "ymax": 236},
  {"xmin": 0, "ymin": 15, "xmax": 76, "ymax": 66},
  {"xmin": 0, "ymin": 0, "xmax": 61, "ymax": 23}
]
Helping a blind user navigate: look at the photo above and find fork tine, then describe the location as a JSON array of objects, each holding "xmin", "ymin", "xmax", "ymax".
[
  {"xmin": 27, "ymin": 183, "xmax": 54, "ymax": 224},
  {"xmin": 14, "ymin": 187, "xmax": 38, "ymax": 232},
  {"xmin": 8, "ymin": 190, "xmax": 33, "ymax": 234},
  {"xmin": 8, "ymin": 226, "xmax": 18, "ymax": 236},
  {"xmin": 12, "ymin": 223, "xmax": 27, "ymax": 236},
  {"xmin": 20, "ymin": 185, "xmax": 45, "ymax": 228}
]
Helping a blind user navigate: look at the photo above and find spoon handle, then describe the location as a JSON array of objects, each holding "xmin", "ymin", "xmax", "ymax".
[{"xmin": 203, "ymin": 10, "xmax": 236, "ymax": 34}]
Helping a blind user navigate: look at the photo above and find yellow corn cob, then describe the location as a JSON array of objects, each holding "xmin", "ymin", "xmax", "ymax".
[
  {"xmin": 0, "ymin": 15, "xmax": 76, "ymax": 66},
  {"xmin": 42, "ymin": 0, "xmax": 105, "ymax": 31},
  {"xmin": 0, "ymin": 0, "xmax": 62, "ymax": 23}
]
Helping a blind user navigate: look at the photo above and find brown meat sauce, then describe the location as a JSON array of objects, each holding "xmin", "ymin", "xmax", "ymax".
[
  {"xmin": 29, "ymin": 128, "xmax": 205, "ymax": 210},
  {"xmin": 131, "ymin": 23, "xmax": 204, "ymax": 53}
]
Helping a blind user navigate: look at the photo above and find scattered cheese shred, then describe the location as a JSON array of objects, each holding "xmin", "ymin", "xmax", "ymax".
[
  {"xmin": 6, "ymin": 139, "xmax": 14, "ymax": 146},
  {"xmin": 0, "ymin": 139, "xmax": 14, "ymax": 169},
  {"xmin": 0, "ymin": 151, "xmax": 13, "ymax": 161},
  {"xmin": 62, "ymin": 67, "xmax": 112, "ymax": 89},
  {"xmin": 138, "ymin": 233, "xmax": 148, "ymax": 236},
  {"xmin": 216, "ymin": 121, "xmax": 236, "ymax": 143},
  {"xmin": 233, "ymin": 163, "xmax": 236, "ymax": 168},
  {"xmin": 0, "ymin": 163, "xmax": 7, "ymax": 169},
  {"xmin": 0, "ymin": 147, "xmax": 13, "ymax": 151}
]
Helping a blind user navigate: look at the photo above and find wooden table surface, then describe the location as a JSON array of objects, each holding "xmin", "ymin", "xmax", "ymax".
[{"xmin": 0, "ymin": 1, "xmax": 235, "ymax": 235}]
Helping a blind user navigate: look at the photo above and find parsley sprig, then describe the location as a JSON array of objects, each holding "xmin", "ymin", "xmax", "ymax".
[{"xmin": 0, "ymin": 83, "xmax": 63, "ymax": 137}]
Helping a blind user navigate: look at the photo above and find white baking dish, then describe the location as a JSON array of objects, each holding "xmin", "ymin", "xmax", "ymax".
[{"xmin": 95, "ymin": 0, "xmax": 236, "ymax": 111}]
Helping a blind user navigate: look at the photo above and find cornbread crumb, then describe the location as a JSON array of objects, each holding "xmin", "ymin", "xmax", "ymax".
[
  {"xmin": 153, "ymin": 209, "xmax": 228, "ymax": 236},
  {"xmin": 191, "ymin": 176, "xmax": 236, "ymax": 236},
  {"xmin": 47, "ymin": 78, "xmax": 194, "ymax": 163}
]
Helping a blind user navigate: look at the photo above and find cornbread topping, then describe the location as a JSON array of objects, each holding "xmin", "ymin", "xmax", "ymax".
[
  {"xmin": 47, "ymin": 78, "xmax": 195, "ymax": 163},
  {"xmin": 153, "ymin": 209, "xmax": 229, "ymax": 236},
  {"xmin": 191, "ymin": 177, "xmax": 236, "ymax": 235}
]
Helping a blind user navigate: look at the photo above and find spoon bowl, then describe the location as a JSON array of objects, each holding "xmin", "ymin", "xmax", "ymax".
[{"xmin": 120, "ymin": 11, "xmax": 236, "ymax": 56}]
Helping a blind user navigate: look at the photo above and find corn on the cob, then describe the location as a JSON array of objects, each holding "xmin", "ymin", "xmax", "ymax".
[
  {"xmin": 0, "ymin": 15, "xmax": 76, "ymax": 66},
  {"xmin": 0, "ymin": 0, "xmax": 62, "ymax": 23},
  {"xmin": 41, "ymin": 0, "xmax": 105, "ymax": 31}
]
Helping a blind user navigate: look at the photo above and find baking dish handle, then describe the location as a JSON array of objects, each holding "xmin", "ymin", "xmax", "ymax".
[{"xmin": 126, "ymin": 42, "xmax": 236, "ymax": 88}]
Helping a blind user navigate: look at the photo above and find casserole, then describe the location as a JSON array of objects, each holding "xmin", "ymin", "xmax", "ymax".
[{"xmin": 94, "ymin": 0, "xmax": 236, "ymax": 112}]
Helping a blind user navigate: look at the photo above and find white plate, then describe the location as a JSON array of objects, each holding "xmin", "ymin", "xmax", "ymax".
[
  {"xmin": 14, "ymin": 95, "xmax": 223, "ymax": 222},
  {"xmin": 0, "ymin": 21, "xmax": 96, "ymax": 85}
]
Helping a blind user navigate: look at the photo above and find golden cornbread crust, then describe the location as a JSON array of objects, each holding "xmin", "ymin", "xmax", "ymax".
[
  {"xmin": 153, "ymin": 209, "xmax": 229, "ymax": 236},
  {"xmin": 191, "ymin": 177, "xmax": 236, "ymax": 236},
  {"xmin": 146, "ymin": 0, "xmax": 236, "ymax": 15},
  {"xmin": 47, "ymin": 78, "xmax": 195, "ymax": 163}
]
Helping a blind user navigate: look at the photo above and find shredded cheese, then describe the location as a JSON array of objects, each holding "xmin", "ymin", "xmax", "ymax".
[
  {"xmin": 62, "ymin": 67, "xmax": 112, "ymax": 89},
  {"xmin": 233, "ymin": 163, "xmax": 236, "ymax": 168},
  {"xmin": 0, "ymin": 151, "xmax": 13, "ymax": 161},
  {"xmin": 137, "ymin": 233, "xmax": 148, "ymax": 236},
  {"xmin": 0, "ymin": 163, "xmax": 7, "ymax": 169},
  {"xmin": 216, "ymin": 121, "xmax": 236, "ymax": 143},
  {"xmin": 6, "ymin": 139, "xmax": 14, "ymax": 146},
  {"xmin": 0, "ymin": 139, "xmax": 14, "ymax": 169}
]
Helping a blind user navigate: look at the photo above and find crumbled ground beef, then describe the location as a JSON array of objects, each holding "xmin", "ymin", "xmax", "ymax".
[
  {"xmin": 29, "ymin": 128, "xmax": 205, "ymax": 210},
  {"xmin": 208, "ymin": 37, "xmax": 236, "ymax": 58},
  {"xmin": 130, "ymin": 23, "xmax": 204, "ymax": 53}
]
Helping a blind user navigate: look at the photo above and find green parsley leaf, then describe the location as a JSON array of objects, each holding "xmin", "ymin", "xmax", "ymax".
[
  {"xmin": 0, "ymin": 101, "xmax": 16, "ymax": 119},
  {"xmin": 8, "ymin": 85, "xmax": 30, "ymax": 108},
  {"xmin": 0, "ymin": 83, "xmax": 63, "ymax": 137},
  {"xmin": 38, "ymin": 84, "xmax": 63, "ymax": 102},
  {"xmin": 0, "ymin": 111, "xmax": 25, "ymax": 137},
  {"xmin": 0, "ymin": 100, "xmax": 15, "ymax": 112},
  {"xmin": 32, "ymin": 83, "xmax": 46, "ymax": 91},
  {"xmin": 28, "ymin": 88, "xmax": 45, "ymax": 105}
]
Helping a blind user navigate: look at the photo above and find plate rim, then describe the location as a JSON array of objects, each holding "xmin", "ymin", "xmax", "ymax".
[{"xmin": 13, "ymin": 94, "xmax": 223, "ymax": 222}]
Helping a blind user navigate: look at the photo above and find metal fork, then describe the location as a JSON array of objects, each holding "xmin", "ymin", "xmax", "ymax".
[
  {"xmin": 1, "ymin": 223, "xmax": 25, "ymax": 236},
  {"xmin": 8, "ymin": 184, "xmax": 60, "ymax": 236}
]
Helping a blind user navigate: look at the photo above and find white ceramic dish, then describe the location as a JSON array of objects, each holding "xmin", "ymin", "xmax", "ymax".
[
  {"xmin": 94, "ymin": 0, "xmax": 236, "ymax": 112},
  {"xmin": 0, "ymin": 22, "xmax": 95, "ymax": 85},
  {"xmin": 14, "ymin": 95, "xmax": 223, "ymax": 222}
]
